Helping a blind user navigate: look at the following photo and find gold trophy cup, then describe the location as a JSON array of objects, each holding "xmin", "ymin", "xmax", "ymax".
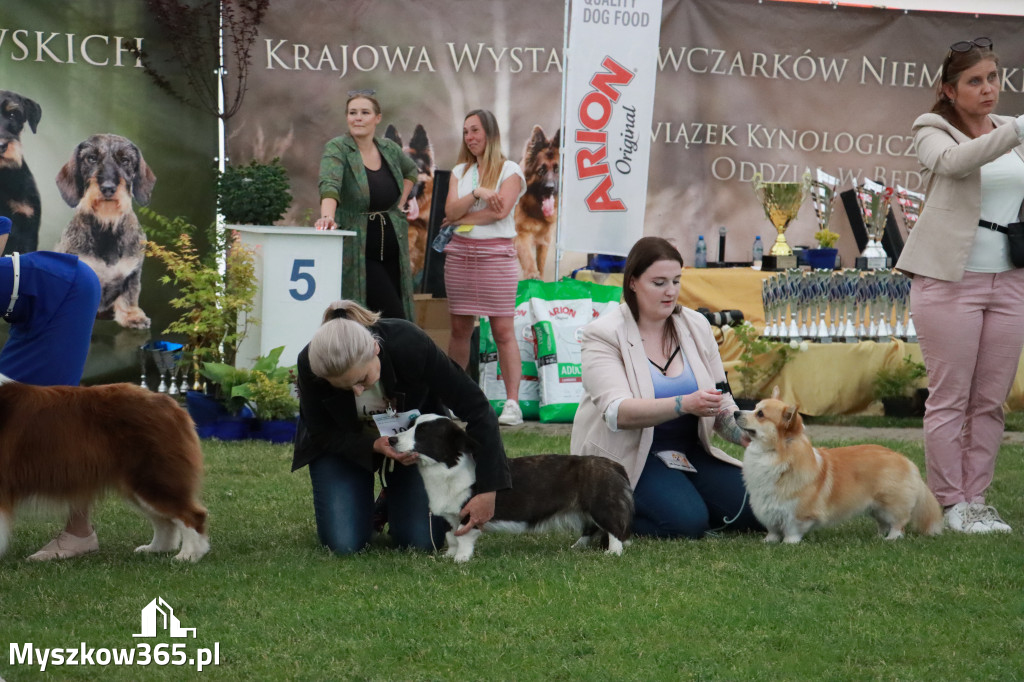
[{"xmin": 752, "ymin": 171, "xmax": 810, "ymax": 270}]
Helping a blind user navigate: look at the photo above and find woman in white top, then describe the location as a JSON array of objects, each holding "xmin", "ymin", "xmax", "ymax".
[
  {"xmin": 442, "ymin": 109, "xmax": 526, "ymax": 426},
  {"xmin": 895, "ymin": 37, "xmax": 1024, "ymax": 534}
]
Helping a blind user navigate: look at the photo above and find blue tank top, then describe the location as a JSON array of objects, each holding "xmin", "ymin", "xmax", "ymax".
[{"xmin": 649, "ymin": 357, "xmax": 704, "ymax": 455}]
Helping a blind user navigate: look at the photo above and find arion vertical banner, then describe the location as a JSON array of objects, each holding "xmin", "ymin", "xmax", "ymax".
[{"xmin": 560, "ymin": 0, "xmax": 663, "ymax": 257}]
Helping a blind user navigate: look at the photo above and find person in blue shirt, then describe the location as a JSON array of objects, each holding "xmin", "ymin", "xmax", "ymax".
[{"xmin": 0, "ymin": 215, "xmax": 102, "ymax": 559}]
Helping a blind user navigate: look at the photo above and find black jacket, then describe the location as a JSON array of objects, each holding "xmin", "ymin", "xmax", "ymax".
[{"xmin": 291, "ymin": 318, "xmax": 512, "ymax": 494}]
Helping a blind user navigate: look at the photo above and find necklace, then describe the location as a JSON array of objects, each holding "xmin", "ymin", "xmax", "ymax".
[{"xmin": 648, "ymin": 346, "xmax": 680, "ymax": 376}]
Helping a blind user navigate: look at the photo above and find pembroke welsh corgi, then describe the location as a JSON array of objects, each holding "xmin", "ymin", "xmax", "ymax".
[{"xmin": 735, "ymin": 389, "xmax": 942, "ymax": 543}]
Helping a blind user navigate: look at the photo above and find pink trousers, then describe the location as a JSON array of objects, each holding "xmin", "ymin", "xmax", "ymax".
[{"xmin": 910, "ymin": 270, "xmax": 1024, "ymax": 506}]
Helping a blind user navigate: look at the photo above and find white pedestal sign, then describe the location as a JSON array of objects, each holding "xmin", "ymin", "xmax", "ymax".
[{"xmin": 231, "ymin": 225, "xmax": 356, "ymax": 370}]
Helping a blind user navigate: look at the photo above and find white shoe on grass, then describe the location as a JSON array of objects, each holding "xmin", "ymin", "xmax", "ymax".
[
  {"xmin": 966, "ymin": 503, "xmax": 1012, "ymax": 533},
  {"xmin": 497, "ymin": 399, "xmax": 523, "ymax": 426}
]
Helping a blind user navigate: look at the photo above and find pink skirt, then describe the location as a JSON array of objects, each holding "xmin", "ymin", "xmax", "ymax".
[{"xmin": 443, "ymin": 235, "xmax": 518, "ymax": 317}]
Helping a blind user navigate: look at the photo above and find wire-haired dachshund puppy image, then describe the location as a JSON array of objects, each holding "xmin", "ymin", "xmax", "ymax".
[
  {"xmin": 55, "ymin": 134, "xmax": 156, "ymax": 329},
  {"xmin": 0, "ymin": 90, "xmax": 43, "ymax": 255}
]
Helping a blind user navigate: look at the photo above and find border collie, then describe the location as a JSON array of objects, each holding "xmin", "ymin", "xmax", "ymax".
[
  {"xmin": 389, "ymin": 413, "xmax": 632, "ymax": 562},
  {"xmin": 0, "ymin": 375, "xmax": 209, "ymax": 561}
]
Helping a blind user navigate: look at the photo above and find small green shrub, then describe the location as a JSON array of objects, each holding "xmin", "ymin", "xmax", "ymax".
[
  {"xmin": 218, "ymin": 158, "xmax": 292, "ymax": 225},
  {"xmin": 872, "ymin": 355, "xmax": 927, "ymax": 400},
  {"xmin": 731, "ymin": 322, "xmax": 803, "ymax": 399}
]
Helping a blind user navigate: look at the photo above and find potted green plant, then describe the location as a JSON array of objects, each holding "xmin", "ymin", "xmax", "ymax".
[
  {"xmin": 806, "ymin": 228, "xmax": 840, "ymax": 270},
  {"xmin": 218, "ymin": 158, "xmax": 292, "ymax": 226},
  {"xmin": 729, "ymin": 322, "xmax": 807, "ymax": 408},
  {"xmin": 872, "ymin": 355, "xmax": 927, "ymax": 417},
  {"xmin": 143, "ymin": 210, "xmax": 259, "ymax": 371},
  {"xmin": 199, "ymin": 346, "xmax": 298, "ymax": 442},
  {"xmin": 142, "ymin": 208, "xmax": 261, "ymax": 439}
]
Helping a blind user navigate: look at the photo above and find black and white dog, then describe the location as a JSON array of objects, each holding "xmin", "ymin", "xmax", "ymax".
[{"xmin": 389, "ymin": 414, "xmax": 633, "ymax": 562}]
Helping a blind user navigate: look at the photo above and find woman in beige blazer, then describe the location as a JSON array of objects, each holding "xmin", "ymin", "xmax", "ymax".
[
  {"xmin": 895, "ymin": 38, "xmax": 1024, "ymax": 534},
  {"xmin": 570, "ymin": 237, "xmax": 760, "ymax": 539}
]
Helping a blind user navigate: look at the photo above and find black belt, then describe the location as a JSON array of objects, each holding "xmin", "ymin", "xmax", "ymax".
[{"xmin": 979, "ymin": 219, "xmax": 1009, "ymax": 234}]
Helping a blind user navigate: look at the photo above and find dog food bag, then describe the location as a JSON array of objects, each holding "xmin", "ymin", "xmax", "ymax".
[
  {"xmin": 476, "ymin": 282, "xmax": 543, "ymax": 420},
  {"xmin": 585, "ymin": 279, "xmax": 624, "ymax": 320},
  {"xmin": 514, "ymin": 280, "xmax": 543, "ymax": 420},
  {"xmin": 530, "ymin": 279, "xmax": 593, "ymax": 423},
  {"xmin": 477, "ymin": 317, "xmax": 506, "ymax": 411}
]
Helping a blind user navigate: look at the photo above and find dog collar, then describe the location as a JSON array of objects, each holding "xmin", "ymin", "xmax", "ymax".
[{"xmin": 3, "ymin": 252, "xmax": 19, "ymax": 322}]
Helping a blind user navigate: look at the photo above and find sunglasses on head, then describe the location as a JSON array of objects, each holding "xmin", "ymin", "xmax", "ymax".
[
  {"xmin": 947, "ymin": 37, "xmax": 993, "ymax": 57},
  {"xmin": 347, "ymin": 88, "xmax": 376, "ymax": 97}
]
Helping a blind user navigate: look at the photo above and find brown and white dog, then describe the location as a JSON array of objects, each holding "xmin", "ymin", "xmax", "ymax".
[
  {"xmin": 0, "ymin": 375, "xmax": 209, "ymax": 562},
  {"xmin": 389, "ymin": 414, "xmax": 632, "ymax": 562},
  {"xmin": 55, "ymin": 133, "xmax": 156, "ymax": 329},
  {"xmin": 735, "ymin": 389, "xmax": 942, "ymax": 543}
]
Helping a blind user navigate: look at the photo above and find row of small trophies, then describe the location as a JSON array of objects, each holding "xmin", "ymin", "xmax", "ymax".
[
  {"xmin": 138, "ymin": 340, "xmax": 193, "ymax": 394},
  {"xmin": 752, "ymin": 167, "xmax": 925, "ymax": 271},
  {"xmin": 760, "ymin": 268, "xmax": 917, "ymax": 343}
]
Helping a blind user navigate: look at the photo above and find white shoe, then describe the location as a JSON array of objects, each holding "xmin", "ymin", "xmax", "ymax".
[
  {"xmin": 944, "ymin": 502, "xmax": 972, "ymax": 532},
  {"xmin": 27, "ymin": 530, "xmax": 99, "ymax": 560},
  {"xmin": 497, "ymin": 399, "xmax": 523, "ymax": 426},
  {"xmin": 966, "ymin": 503, "xmax": 1012, "ymax": 533}
]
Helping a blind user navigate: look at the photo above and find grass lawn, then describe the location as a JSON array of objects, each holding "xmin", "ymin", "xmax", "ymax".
[{"xmin": 2, "ymin": 430, "xmax": 1022, "ymax": 681}]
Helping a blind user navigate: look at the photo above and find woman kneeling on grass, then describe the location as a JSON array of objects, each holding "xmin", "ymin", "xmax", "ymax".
[
  {"xmin": 292, "ymin": 300, "xmax": 512, "ymax": 554},
  {"xmin": 571, "ymin": 237, "xmax": 763, "ymax": 539}
]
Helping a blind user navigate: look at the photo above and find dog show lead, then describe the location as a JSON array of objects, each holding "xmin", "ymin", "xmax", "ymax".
[
  {"xmin": 571, "ymin": 237, "xmax": 763, "ymax": 540},
  {"xmin": 441, "ymin": 109, "xmax": 527, "ymax": 427},
  {"xmin": 315, "ymin": 90, "xmax": 419, "ymax": 321},
  {"xmin": 895, "ymin": 37, "xmax": 1024, "ymax": 534},
  {"xmin": 0, "ymin": 215, "xmax": 103, "ymax": 559},
  {"xmin": 292, "ymin": 299, "xmax": 512, "ymax": 555}
]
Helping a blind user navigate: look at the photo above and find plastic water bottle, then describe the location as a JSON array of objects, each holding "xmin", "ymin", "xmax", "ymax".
[
  {"xmin": 752, "ymin": 235, "xmax": 764, "ymax": 268},
  {"xmin": 695, "ymin": 235, "xmax": 707, "ymax": 268},
  {"xmin": 431, "ymin": 224, "xmax": 455, "ymax": 252}
]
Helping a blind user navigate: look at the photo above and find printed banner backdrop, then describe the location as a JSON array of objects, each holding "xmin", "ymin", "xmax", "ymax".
[
  {"xmin": 560, "ymin": 0, "xmax": 663, "ymax": 258},
  {"xmin": 0, "ymin": 1, "xmax": 218, "ymax": 382},
  {"xmin": 231, "ymin": 0, "xmax": 1024, "ymax": 277}
]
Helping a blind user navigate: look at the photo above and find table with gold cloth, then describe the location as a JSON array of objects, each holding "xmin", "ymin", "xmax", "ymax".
[{"xmin": 575, "ymin": 267, "xmax": 1024, "ymax": 415}]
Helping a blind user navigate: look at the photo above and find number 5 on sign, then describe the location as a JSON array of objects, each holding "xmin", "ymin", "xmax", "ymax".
[
  {"xmin": 290, "ymin": 259, "xmax": 316, "ymax": 301},
  {"xmin": 231, "ymin": 226, "xmax": 354, "ymax": 370}
]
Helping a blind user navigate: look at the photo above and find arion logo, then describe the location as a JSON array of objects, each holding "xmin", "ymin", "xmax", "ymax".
[{"xmin": 133, "ymin": 597, "xmax": 196, "ymax": 639}]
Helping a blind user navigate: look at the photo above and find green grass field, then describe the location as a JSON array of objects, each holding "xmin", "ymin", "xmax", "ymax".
[{"xmin": 1, "ymin": 430, "xmax": 1021, "ymax": 681}]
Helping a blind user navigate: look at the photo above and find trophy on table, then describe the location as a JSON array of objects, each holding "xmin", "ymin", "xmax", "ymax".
[
  {"xmin": 752, "ymin": 171, "xmax": 811, "ymax": 271},
  {"xmin": 895, "ymin": 184, "xmax": 925, "ymax": 231},
  {"xmin": 760, "ymin": 278, "xmax": 777, "ymax": 339},
  {"xmin": 840, "ymin": 269, "xmax": 861, "ymax": 343},
  {"xmin": 855, "ymin": 178, "xmax": 894, "ymax": 270},
  {"xmin": 785, "ymin": 269, "xmax": 803, "ymax": 340},
  {"xmin": 811, "ymin": 270, "xmax": 833, "ymax": 343},
  {"xmin": 810, "ymin": 168, "xmax": 840, "ymax": 262},
  {"xmin": 873, "ymin": 270, "xmax": 893, "ymax": 342}
]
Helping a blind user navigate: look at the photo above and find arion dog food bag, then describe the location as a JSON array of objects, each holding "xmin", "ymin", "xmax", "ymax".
[
  {"xmin": 530, "ymin": 279, "xmax": 593, "ymax": 423},
  {"xmin": 478, "ymin": 281, "xmax": 542, "ymax": 419},
  {"xmin": 479, "ymin": 279, "xmax": 621, "ymax": 423},
  {"xmin": 478, "ymin": 317, "xmax": 505, "ymax": 410}
]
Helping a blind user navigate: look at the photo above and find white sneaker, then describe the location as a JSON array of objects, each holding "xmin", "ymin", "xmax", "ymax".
[
  {"xmin": 497, "ymin": 399, "xmax": 523, "ymax": 426},
  {"xmin": 966, "ymin": 503, "xmax": 1012, "ymax": 533},
  {"xmin": 944, "ymin": 502, "xmax": 972, "ymax": 532}
]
